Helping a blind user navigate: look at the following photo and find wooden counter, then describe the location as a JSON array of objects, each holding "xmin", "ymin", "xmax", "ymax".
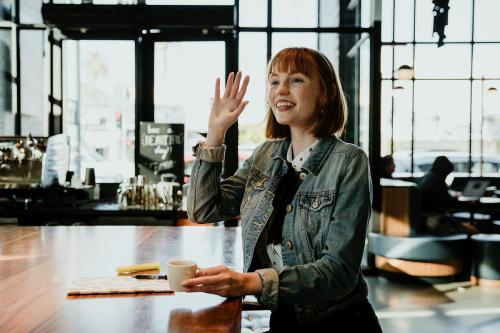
[{"xmin": 0, "ymin": 226, "xmax": 243, "ymax": 332}]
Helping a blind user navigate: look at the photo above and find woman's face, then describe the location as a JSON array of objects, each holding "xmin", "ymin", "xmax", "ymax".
[{"xmin": 267, "ymin": 70, "xmax": 322, "ymax": 132}]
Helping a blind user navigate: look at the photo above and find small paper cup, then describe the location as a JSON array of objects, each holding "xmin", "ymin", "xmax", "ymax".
[{"xmin": 167, "ymin": 260, "xmax": 197, "ymax": 292}]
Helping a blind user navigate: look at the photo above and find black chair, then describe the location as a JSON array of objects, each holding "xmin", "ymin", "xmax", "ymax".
[{"xmin": 471, "ymin": 234, "xmax": 500, "ymax": 286}]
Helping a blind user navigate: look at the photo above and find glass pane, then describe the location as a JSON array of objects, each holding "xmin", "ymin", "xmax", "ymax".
[
  {"xmin": 413, "ymin": 80, "xmax": 470, "ymax": 174},
  {"xmin": 414, "ymin": 44, "xmax": 471, "ymax": 79},
  {"xmin": 358, "ymin": 34, "xmax": 371, "ymax": 151},
  {"xmin": 474, "ymin": 0, "xmax": 500, "ymax": 41},
  {"xmin": 381, "ymin": 0, "xmax": 394, "ymax": 42},
  {"xmin": 146, "ymin": 0, "xmax": 234, "ymax": 4},
  {"xmin": 391, "ymin": 81, "xmax": 413, "ymax": 173},
  {"xmin": 415, "ymin": 0, "xmax": 471, "ymax": 42},
  {"xmin": 318, "ymin": 33, "xmax": 339, "ymax": 71},
  {"xmin": 381, "ymin": 81, "xmax": 392, "ymax": 157},
  {"xmin": 318, "ymin": 0, "xmax": 338, "ymax": 27},
  {"xmin": 64, "ymin": 40, "xmax": 135, "ymax": 183},
  {"xmin": 154, "ymin": 41, "xmax": 225, "ymax": 176},
  {"xmin": 319, "ymin": 0, "xmax": 366, "ymax": 28},
  {"xmin": 394, "ymin": 0, "xmax": 414, "ymax": 42},
  {"xmin": 473, "ymin": 44, "xmax": 500, "ymax": 79},
  {"xmin": 239, "ymin": 0, "xmax": 266, "ymax": 27},
  {"xmin": 20, "ymin": 0, "xmax": 43, "ymax": 24},
  {"xmin": 394, "ymin": 44, "xmax": 414, "ymax": 76},
  {"xmin": 53, "ymin": 45, "xmax": 62, "ymax": 101},
  {"xmin": 0, "ymin": 29, "xmax": 13, "ymax": 135},
  {"xmin": 471, "ymin": 80, "xmax": 480, "ymax": 174},
  {"xmin": 471, "ymin": 79, "xmax": 500, "ymax": 175},
  {"xmin": 381, "ymin": 46, "xmax": 393, "ymax": 79},
  {"xmin": 272, "ymin": 33, "xmax": 318, "ymax": 56},
  {"xmin": 0, "ymin": 0, "xmax": 13, "ymax": 21},
  {"xmin": 272, "ymin": 0, "xmax": 317, "ymax": 28},
  {"xmin": 360, "ymin": 0, "xmax": 371, "ymax": 28},
  {"xmin": 238, "ymin": 32, "xmax": 267, "ymax": 155},
  {"xmin": 20, "ymin": 30, "xmax": 46, "ymax": 136}
]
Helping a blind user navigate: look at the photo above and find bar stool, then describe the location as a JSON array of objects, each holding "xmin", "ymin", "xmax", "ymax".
[{"xmin": 471, "ymin": 234, "xmax": 500, "ymax": 286}]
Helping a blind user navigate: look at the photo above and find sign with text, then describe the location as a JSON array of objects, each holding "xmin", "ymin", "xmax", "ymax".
[{"xmin": 139, "ymin": 122, "xmax": 184, "ymax": 184}]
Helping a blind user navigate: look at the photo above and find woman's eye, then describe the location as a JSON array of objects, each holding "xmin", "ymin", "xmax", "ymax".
[
  {"xmin": 270, "ymin": 80, "xmax": 279, "ymax": 86},
  {"xmin": 291, "ymin": 77, "xmax": 304, "ymax": 83}
]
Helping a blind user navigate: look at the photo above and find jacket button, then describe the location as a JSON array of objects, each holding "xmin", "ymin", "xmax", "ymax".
[
  {"xmin": 286, "ymin": 241, "xmax": 293, "ymax": 250},
  {"xmin": 255, "ymin": 180, "xmax": 263, "ymax": 187},
  {"xmin": 286, "ymin": 204, "xmax": 292, "ymax": 213},
  {"xmin": 299, "ymin": 172, "xmax": 307, "ymax": 180},
  {"xmin": 312, "ymin": 200, "xmax": 319, "ymax": 209}
]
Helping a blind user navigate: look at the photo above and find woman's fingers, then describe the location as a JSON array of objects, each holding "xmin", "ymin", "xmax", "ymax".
[
  {"xmin": 182, "ymin": 271, "xmax": 230, "ymax": 288},
  {"xmin": 223, "ymin": 72, "xmax": 235, "ymax": 98},
  {"xmin": 230, "ymin": 72, "xmax": 242, "ymax": 98},
  {"xmin": 182, "ymin": 275, "xmax": 221, "ymax": 288},
  {"xmin": 233, "ymin": 101, "xmax": 250, "ymax": 118},
  {"xmin": 236, "ymin": 75, "xmax": 250, "ymax": 101},
  {"xmin": 214, "ymin": 77, "xmax": 221, "ymax": 103},
  {"xmin": 185, "ymin": 284, "xmax": 229, "ymax": 295},
  {"xmin": 198, "ymin": 265, "xmax": 228, "ymax": 276}
]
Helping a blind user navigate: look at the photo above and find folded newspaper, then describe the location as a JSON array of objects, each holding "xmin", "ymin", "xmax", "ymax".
[{"xmin": 67, "ymin": 276, "xmax": 173, "ymax": 295}]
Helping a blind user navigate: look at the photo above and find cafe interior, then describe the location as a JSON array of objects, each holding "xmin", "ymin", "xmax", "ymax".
[{"xmin": 1, "ymin": 0, "xmax": 500, "ymax": 332}]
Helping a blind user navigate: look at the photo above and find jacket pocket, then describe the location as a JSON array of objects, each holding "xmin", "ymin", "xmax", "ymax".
[
  {"xmin": 240, "ymin": 170, "xmax": 269, "ymax": 218},
  {"xmin": 298, "ymin": 191, "xmax": 335, "ymax": 259}
]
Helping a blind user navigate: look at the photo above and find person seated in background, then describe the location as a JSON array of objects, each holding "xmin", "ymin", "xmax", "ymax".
[
  {"xmin": 418, "ymin": 156, "xmax": 477, "ymax": 235},
  {"xmin": 380, "ymin": 155, "xmax": 395, "ymax": 179}
]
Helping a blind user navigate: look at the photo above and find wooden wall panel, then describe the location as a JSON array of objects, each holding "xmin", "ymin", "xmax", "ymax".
[{"xmin": 381, "ymin": 187, "xmax": 411, "ymax": 237}]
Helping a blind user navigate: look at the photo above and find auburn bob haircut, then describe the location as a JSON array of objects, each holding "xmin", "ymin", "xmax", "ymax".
[{"xmin": 265, "ymin": 47, "xmax": 348, "ymax": 139}]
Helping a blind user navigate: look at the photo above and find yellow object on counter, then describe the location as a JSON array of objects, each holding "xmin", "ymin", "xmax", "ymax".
[{"xmin": 116, "ymin": 262, "xmax": 160, "ymax": 273}]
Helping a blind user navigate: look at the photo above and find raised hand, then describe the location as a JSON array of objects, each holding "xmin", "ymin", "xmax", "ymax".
[{"xmin": 205, "ymin": 72, "xmax": 250, "ymax": 147}]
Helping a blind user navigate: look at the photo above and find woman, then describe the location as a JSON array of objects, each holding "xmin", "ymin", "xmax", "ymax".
[{"xmin": 184, "ymin": 47, "xmax": 382, "ymax": 332}]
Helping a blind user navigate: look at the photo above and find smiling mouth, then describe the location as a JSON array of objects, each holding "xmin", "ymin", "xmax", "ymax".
[{"xmin": 275, "ymin": 100, "xmax": 296, "ymax": 111}]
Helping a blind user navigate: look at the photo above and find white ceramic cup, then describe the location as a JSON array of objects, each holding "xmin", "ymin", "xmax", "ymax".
[{"xmin": 167, "ymin": 260, "xmax": 198, "ymax": 292}]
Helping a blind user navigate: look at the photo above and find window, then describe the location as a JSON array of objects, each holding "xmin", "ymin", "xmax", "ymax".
[
  {"xmin": 20, "ymin": 30, "xmax": 47, "ymax": 136},
  {"xmin": 153, "ymin": 41, "xmax": 225, "ymax": 175},
  {"xmin": 272, "ymin": 0, "xmax": 317, "ymax": 28},
  {"xmin": 238, "ymin": 32, "xmax": 267, "ymax": 151},
  {"xmin": 0, "ymin": 28, "xmax": 13, "ymax": 135},
  {"xmin": 239, "ymin": 0, "xmax": 267, "ymax": 27},
  {"xmin": 237, "ymin": 0, "xmax": 373, "ymax": 153},
  {"xmin": 382, "ymin": 0, "xmax": 500, "ymax": 176},
  {"xmin": 63, "ymin": 40, "xmax": 135, "ymax": 182}
]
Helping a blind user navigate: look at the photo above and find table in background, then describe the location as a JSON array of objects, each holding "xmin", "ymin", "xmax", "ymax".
[
  {"xmin": 452, "ymin": 196, "xmax": 500, "ymax": 225},
  {"xmin": 0, "ymin": 226, "xmax": 243, "ymax": 332}
]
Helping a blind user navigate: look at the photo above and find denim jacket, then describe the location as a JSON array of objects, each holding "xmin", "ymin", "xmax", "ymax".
[{"xmin": 187, "ymin": 136, "xmax": 372, "ymax": 325}]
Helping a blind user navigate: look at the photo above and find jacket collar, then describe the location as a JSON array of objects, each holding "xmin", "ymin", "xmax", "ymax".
[{"xmin": 271, "ymin": 136, "xmax": 338, "ymax": 175}]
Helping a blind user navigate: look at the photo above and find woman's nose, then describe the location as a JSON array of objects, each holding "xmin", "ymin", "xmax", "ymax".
[{"xmin": 276, "ymin": 82, "xmax": 289, "ymax": 95}]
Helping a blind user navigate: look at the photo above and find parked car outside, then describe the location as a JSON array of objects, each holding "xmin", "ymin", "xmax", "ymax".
[
  {"xmin": 71, "ymin": 148, "xmax": 134, "ymax": 183},
  {"xmin": 392, "ymin": 151, "xmax": 500, "ymax": 180}
]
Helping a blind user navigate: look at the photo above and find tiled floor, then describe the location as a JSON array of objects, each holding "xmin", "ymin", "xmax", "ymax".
[{"xmin": 367, "ymin": 276, "xmax": 500, "ymax": 333}]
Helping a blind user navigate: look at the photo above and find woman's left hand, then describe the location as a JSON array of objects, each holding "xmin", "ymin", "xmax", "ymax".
[{"xmin": 181, "ymin": 265, "xmax": 262, "ymax": 298}]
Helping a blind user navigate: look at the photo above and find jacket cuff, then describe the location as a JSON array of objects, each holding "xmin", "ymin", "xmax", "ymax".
[
  {"xmin": 192, "ymin": 141, "xmax": 226, "ymax": 162},
  {"xmin": 255, "ymin": 268, "xmax": 279, "ymax": 311}
]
